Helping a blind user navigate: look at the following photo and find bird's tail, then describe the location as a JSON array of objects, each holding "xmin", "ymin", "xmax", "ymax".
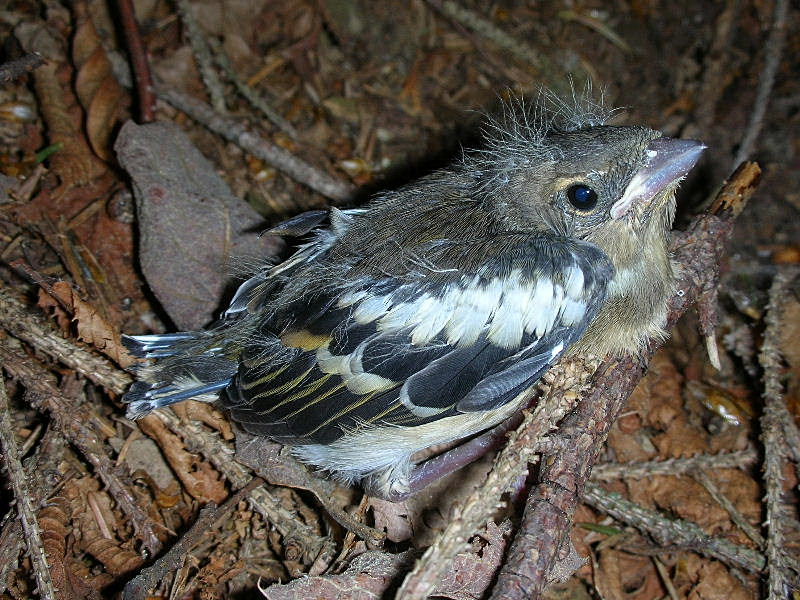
[{"xmin": 122, "ymin": 333, "xmax": 238, "ymax": 419}]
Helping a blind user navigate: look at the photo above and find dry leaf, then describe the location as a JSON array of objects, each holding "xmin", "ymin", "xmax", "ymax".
[
  {"xmin": 71, "ymin": 1, "xmax": 129, "ymax": 161},
  {"xmin": 138, "ymin": 414, "xmax": 228, "ymax": 504},
  {"xmin": 64, "ymin": 476, "xmax": 143, "ymax": 576},
  {"xmin": 38, "ymin": 280, "xmax": 137, "ymax": 368},
  {"xmin": 261, "ymin": 551, "xmax": 412, "ymax": 600}
]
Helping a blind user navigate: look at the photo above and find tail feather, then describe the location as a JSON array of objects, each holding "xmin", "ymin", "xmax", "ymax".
[
  {"xmin": 125, "ymin": 379, "xmax": 232, "ymax": 419},
  {"xmin": 123, "ymin": 333, "xmax": 198, "ymax": 358},
  {"xmin": 123, "ymin": 332, "xmax": 237, "ymax": 418}
]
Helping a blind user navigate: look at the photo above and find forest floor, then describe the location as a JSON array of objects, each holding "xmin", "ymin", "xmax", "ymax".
[{"xmin": 0, "ymin": 1, "xmax": 798, "ymax": 599}]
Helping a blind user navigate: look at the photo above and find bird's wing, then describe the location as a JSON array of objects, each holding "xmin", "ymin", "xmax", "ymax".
[{"xmin": 224, "ymin": 232, "xmax": 614, "ymax": 445}]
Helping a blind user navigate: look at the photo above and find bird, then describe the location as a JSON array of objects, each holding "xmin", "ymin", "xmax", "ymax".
[{"xmin": 123, "ymin": 96, "xmax": 705, "ymax": 499}]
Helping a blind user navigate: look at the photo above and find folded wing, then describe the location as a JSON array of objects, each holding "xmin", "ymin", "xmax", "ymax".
[{"xmin": 225, "ymin": 234, "xmax": 614, "ymax": 445}]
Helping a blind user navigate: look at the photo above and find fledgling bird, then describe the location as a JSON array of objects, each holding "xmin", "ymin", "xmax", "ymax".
[{"xmin": 123, "ymin": 98, "xmax": 705, "ymax": 498}]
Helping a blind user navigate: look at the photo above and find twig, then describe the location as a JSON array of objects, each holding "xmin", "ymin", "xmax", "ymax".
[
  {"xmin": 491, "ymin": 356, "xmax": 642, "ymax": 599},
  {"xmin": 0, "ymin": 52, "xmax": 45, "ymax": 83},
  {"xmin": 0, "ymin": 341, "xmax": 164, "ymax": 556},
  {"xmin": 653, "ymin": 557, "xmax": 680, "ymax": 600},
  {"xmin": 731, "ymin": 0, "xmax": 788, "ymax": 170},
  {"xmin": 175, "ymin": 0, "xmax": 227, "ymax": 113},
  {"xmin": 690, "ymin": 468, "xmax": 764, "ymax": 547},
  {"xmin": 123, "ymin": 478, "xmax": 263, "ymax": 600},
  {"xmin": 591, "ymin": 448, "xmax": 759, "ymax": 481},
  {"xmin": 248, "ymin": 486, "xmax": 335, "ymax": 565},
  {"xmin": 0, "ymin": 286, "xmax": 335, "ymax": 576},
  {"xmin": 237, "ymin": 434, "xmax": 388, "ymax": 543},
  {"xmin": 0, "ymin": 375, "xmax": 57, "ymax": 599},
  {"xmin": 0, "ymin": 287, "xmax": 131, "ymax": 395},
  {"xmin": 396, "ymin": 359, "xmax": 592, "ymax": 599},
  {"xmin": 207, "ymin": 36, "xmax": 299, "ymax": 139},
  {"xmin": 152, "ymin": 409, "xmax": 252, "ymax": 489},
  {"xmin": 693, "ymin": 0, "xmax": 743, "ymax": 132},
  {"xmin": 558, "ymin": 10, "xmax": 632, "ymax": 54},
  {"xmin": 486, "ymin": 162, "xmax": 761, "ymax": 599},
  {"xmin": 583, "ymin": 483, "xmax": 765, "ymax": 573},
  {"xmin": 155, "ymin": 86, "xmax": 355, "ymax": 202},
  {"xmin": 0, "ymin": 429, "xmax": 69, "ymax": 589},
  {"xmin": 116, "ymin": 0, "xmax": 156, "ymax": 122},
  {"xmin": 760, "ymin": 268, "xmax": 799, "ymax": 599},
  {"xmin": 425, "ymin": 0, "xmax": 564, "ymax": 80},
  {"xmin": 754, "ymin": 268, "xmax": 800, "ymax": 473}
]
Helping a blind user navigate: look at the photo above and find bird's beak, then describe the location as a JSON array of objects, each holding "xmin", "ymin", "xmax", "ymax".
[{"xmin": 610, "ymin": 137, "xmax": 706, "ymax": 220}]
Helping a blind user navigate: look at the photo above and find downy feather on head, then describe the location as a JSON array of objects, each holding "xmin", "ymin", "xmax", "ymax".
[{"xmin": 466, "ymin": 84, "xmax": 617, "ymax": 198}]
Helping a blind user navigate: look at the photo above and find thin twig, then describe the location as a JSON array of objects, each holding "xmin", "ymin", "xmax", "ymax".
[
  {"xmin": 731, "ymin": 0, "xmax": 788, "ymax": 170},
  {"xmin": 0, "ymin": 287, "xmax": 131, "ymax": 395},
  {"xmin": 760, "ymin": 268, "xmax": 799, "ymax": 599},
  {"xmin": 175, "ymin": 0, "xmax": 227, "ymax": 112},
  {"xmin": 116, "ymin": 0, "xmax": 156, "ymax": 122},
  {"xmin": 425, "ymin": 0, "xmax": 566, "ymax": 81},
  {"xmin": 207, "ymin": 36, "xmax": 299, "ymax": 139},
  {"xmin": 155, "ymin": 86, "xmax": 355, "ymax": 202},
  {"xmin": 152, "ymin": 409, "xmax": 252, "ymax": 489},
  {"xmin": 591, "ymin": 448, "xmax": 759, "ymax": 481},
  {"xmin": 248, "ymin": 486, "xmax": 335, "ymax": 565},
  {"xmin": 0, "ymin": 376, "xmax": 57, "ymax": 599},
  {"xmin": 0, "ymin": 429, "xmax": 69, "ymax": 589},
  {"xmin": 123, "ymin": 478, "xmax": 264, "ymax": 600},
  {"xmin": 653, "ymin": 557, "xmax": 681, "ymax": 600},
  {"xmin": 0, "ymin": 52, "xmax": 45, "ymax": 83},
  {"xmin": 0, "ymin": 341, "xmax": 164, "ymax": 555},
  {"xmin": 691, "ymin": 468, "xmax": 764, "ymax": 547},
  {"xmin": 583, "ymin": 483, "xmax": 765, "ymax": 573}
]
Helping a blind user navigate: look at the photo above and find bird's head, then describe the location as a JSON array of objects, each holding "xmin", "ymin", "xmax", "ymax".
[{"xmin": 473, "ymin": 116, "xmax": 705, "ymax": 275}]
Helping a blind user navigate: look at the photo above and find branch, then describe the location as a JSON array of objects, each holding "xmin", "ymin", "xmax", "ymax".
[
  {"xmin": 0, "ymin": 375, "xmax": 57, "ymax": 599},
  {"xmin": 116, "ymin": 0, "xmax": 156, "ymax": 122},
  {"xmin": 590, "ymin": 448, "xmax": 759, "ymax": 481},
  {"xmin": 123, "ymin": 478, "xmax": 263, "ymax": 600},
  {"xmin": 489, "ymin": 162, "xmax": 760, "ymax": 598},
  {"xmin": 760, "ymin": 268, "xmax": 800, "ymax": 599},
  {"xmin": 0, "ymin": 341, "xmax": 164, "ymax": 556},
  {"xmin": 731, "ymin": 0, "xmax": 788, "ymax": 170},
  {"xmin": 582, "ymin": 483, "xmax": 765, "ymax": 573},
  {"xmin": 0, "ymin": 52, "xmax": 45, "ymax": 83},
  {"xmin": 154, "ymin": 87, "xmax": 355, "ymax": 202},
  {"xmin": 0, "ymin": 287, "xmax": 131, "ymax": 395}
]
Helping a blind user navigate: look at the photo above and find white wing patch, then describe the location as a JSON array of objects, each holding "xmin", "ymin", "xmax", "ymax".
[
  {"xmin": 410, "ymin": 295, "xmax": 453, "ymax": 345},
  {"xmin": 344, "ymin": 265, "xmax": 591, "ymax": 352},
  {"xmin": 315, "ymin": 262, "xmax": 591, "ymax": 397},
  {"xmin": 317, "ymin": 345, "xmax": 396, "ymax": 394},
  {"xmin": 353, "ymin": 294, "xmax": 392, "ymax": 324}
]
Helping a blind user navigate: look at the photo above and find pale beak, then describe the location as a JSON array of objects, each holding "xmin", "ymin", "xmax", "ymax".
[{"xmin": 611, "ymin": 137, "xmax": 706, "ymax": 220}]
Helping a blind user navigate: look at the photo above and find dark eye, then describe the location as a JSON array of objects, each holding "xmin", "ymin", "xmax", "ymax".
[{"xmin": 566, "ymin": 184, "xmax": 598, "ymax": 210}]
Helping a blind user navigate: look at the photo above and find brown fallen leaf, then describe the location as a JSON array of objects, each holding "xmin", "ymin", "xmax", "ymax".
[
  {"xmin": 137, "ymin": 414, "xmax": 228, "ymax": 504},
  {"xmin": 72, "ymin": 0, "xmax": 130, "ymax": 162},
  {"xmin": 38, "ymin": 280, "xmax": 137, "ymax": 368},
  {"xmin": 261, "ymin": 551, "xmax": 413, "ymax": 600}
]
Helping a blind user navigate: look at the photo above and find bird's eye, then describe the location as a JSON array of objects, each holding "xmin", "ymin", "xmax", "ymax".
[{"xmin": 566, "ymin": 184, "xmax": 598, "ymax": 211}]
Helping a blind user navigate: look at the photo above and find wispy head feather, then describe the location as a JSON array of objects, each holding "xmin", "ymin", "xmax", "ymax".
[{"xmin": 465, "ymin": 84, "xmax": 617, "ymax": 197}]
